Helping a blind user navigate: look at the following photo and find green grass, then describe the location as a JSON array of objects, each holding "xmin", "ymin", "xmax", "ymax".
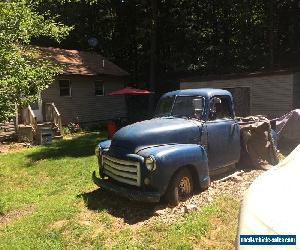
[{"xmin": 0, "ymin": 133, "xmax": 240, "ymax": 249}]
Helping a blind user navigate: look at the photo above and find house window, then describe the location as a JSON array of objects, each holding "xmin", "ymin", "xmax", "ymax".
[
  {"xmin": 59, "ymin": 80, "xmax": 71, "ymax": 96},
  {"xmin": 95, "ymin": 81, "xmax": 104, "ymax": 96}
]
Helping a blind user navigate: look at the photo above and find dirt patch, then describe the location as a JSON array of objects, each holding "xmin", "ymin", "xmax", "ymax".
[
  {"xmin": 0, "ymin": 205, "xmax": 36, "ymax": 228},
  {"xmin": 82, "ymin": 169, "xmax": 263, "ymax": 227},
  {"xmin": 49, "ymin": 220, "xmax": 68, "ymax": 230},
  {"xmin": 139, "ymin": 169, "xmax": 263, "ymax": 226},
  {"xmin": 0, "ymin": 142, "xmax": 31, "ymax": 154}
]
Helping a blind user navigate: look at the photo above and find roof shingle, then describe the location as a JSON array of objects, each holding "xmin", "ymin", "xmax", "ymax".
[{"xmin": 38, "ymin": 47, "xmax": 129, "ymax": 76}]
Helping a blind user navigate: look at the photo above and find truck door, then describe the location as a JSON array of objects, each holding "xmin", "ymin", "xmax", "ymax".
[{"xmin": 206, "ymin": 95, "xmax": 240, "ymax": 171}]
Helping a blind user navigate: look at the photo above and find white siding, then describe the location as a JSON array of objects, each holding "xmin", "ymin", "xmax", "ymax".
[
  {"xmin": 181, "ymin": 74, "xmax": 294, "ymax": 118},
  {"xmin": 42, "ymin": 75, "xmax": 127, "ymax": 125}
]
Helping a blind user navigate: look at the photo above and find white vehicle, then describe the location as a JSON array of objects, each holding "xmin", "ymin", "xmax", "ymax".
[{"xmin": 237, "ymin": 145, "xmax": 300, "ymax": 249}]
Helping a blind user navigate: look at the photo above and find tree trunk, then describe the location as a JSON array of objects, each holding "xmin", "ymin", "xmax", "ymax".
[
  {"xmin": 148, "ymin": 0, "xmax": 158, "ymax": 114},
  {"xmin": 268, "ymin": 0, "xmax": 275, "ymax": 68}
]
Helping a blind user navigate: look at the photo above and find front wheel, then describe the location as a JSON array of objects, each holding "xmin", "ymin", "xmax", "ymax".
[{"xmin": 165, "ymin": 168, "xmax": 194, "ymax": 206}]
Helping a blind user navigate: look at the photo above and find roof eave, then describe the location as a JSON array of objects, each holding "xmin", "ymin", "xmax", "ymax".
[{"xmin": 180, "ymin": 68, "xmax": 299, "ymax": 83}]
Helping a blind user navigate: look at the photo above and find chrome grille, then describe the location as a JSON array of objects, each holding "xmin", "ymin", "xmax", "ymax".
[{"xmin": 103, "ymin": 155, "xmax": 141, "ymax": 186}]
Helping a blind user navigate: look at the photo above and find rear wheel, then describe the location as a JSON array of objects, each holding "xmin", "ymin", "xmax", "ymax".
[{"xmin": 165, "ymin": 168, "xmax": 194, "ymax": 206}]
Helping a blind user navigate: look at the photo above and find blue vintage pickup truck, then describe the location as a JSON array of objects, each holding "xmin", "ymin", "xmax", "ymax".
[{"xmin": 93, "ymin": 88, "xmax": 277, "ymax": 205}]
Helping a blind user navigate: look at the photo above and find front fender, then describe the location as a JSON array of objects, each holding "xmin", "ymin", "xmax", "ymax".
[{"xmin": 138, "ymin": 144, "xmax": 209, "ymax": 195}]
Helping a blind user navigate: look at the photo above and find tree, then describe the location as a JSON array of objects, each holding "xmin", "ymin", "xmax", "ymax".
[
  {"xmin": 31, "ymin": 0, "xmax": 300, "ymax": 95},
  {"xmin": 0, "ymin": 0, "xmax": 71, "ymax": 122}
]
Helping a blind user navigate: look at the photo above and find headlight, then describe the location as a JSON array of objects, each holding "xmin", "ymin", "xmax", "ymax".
[
  {"xmin": 95, "ymin": 147, "xmax": 101, "ymax": 157},
  {"xmin": 145, "ymin": 155, "xmax": 156, "ymax": 171}
]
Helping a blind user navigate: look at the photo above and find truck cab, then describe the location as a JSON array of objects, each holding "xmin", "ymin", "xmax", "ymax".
[{"xmin": 93, "ymin": 88, "xmax": 240, "ymax": 205}]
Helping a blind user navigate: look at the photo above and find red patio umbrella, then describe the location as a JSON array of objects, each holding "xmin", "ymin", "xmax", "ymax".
[
  {"xmin": 108, "ymin": 87, "xmax": 153, "ymax": 96},
  {"xmin": 107, "ymin": 87, "xmax": 153, "ymax": 138}
]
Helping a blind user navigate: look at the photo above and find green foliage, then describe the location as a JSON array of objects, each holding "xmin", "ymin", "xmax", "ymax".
[{"xmin": 0, "ymin": 0, "xmax": 72, "ymax": 122}]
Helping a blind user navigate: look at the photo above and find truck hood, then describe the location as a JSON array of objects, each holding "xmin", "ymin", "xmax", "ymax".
[{"xmin": 110, "ymin": 117, "xmax": 202, "ymax": 154}]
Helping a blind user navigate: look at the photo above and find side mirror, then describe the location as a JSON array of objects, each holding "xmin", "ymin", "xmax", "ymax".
[{"xmin": 192, "ymin": 98, "xmax": 203, "ymax": 119}]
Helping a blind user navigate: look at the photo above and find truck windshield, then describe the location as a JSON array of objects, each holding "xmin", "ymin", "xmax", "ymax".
[{"xmin": 155, "ymin": 96, "xmax": 204, "ymax": 119}]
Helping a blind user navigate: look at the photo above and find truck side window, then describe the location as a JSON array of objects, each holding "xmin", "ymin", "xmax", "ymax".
[{"xmin": 209, "ymin": 96, "xmax": 232, "ymax": 120}]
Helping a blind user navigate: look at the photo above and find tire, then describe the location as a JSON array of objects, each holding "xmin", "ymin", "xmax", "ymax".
[{"xmin": 165, "ymin": 168, "xmax": 194, "ymax": 206}]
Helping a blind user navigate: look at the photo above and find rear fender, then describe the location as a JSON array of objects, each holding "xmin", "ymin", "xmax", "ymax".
[{"xmin": 138, "ymin": 144, "xmax": 209, "ymax": 195}]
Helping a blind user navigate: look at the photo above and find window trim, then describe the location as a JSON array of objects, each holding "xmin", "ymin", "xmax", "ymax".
[
  {"xmin": 59, "ymin": 79, "xmax": 72, "ymax": 97},
  {"xmin": 95, "ymin": 80, "xmax": 105, "ymax": 96}
]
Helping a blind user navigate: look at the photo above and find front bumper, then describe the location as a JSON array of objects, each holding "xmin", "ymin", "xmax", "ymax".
[{"xmin": 92, "ymin": 171, "xmax": 160, "ymax": 203}]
